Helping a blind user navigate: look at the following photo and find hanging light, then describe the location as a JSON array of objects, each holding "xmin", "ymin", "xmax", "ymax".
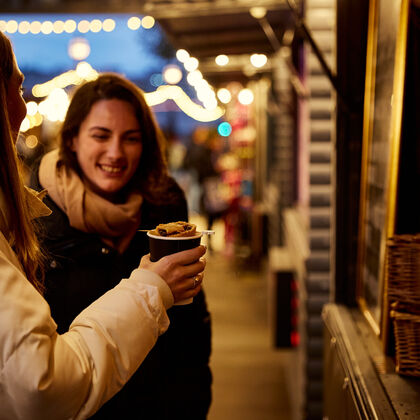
[
  {"xmin": 68, "ymin": 37, "xmax": 91, "ymax": 61},
  {"xmin": 163, "ymin": 64, "xmax": 183, "ymax": 85},
  {"xmin": 215, "ymin": 55, "xmax": 229, "ymax": 66},
  {"xmin": 250, "ymin": 53, "xmax": 267, "ymax": 68},
  {"xmin": 238, "ymin": 88, "xmax": 254, "ymax": 105},
  {"xmin": 217, "ymin": 88, "xmax": 232, "ymax": 104}
]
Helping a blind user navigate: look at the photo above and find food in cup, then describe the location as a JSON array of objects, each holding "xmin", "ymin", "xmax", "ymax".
[
  {"xmin": 147, "ymin": 221, "xmax": 202, "ymax": 305},
  {"xmin": 149, "ymin": 221, "xmax": 197, "ymax": 237}
]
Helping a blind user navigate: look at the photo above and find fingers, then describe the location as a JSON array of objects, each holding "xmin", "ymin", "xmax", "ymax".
[
  {"xmin": 137, "ymin": 246, "xmax": 207, "ymax": 304},
  {"xmin": 164, "ymin": 245, "xmax": 206, "ymax": 266},
  {"xmin": 171, "ymin": 273, "xmax": 204, "ymax": 303}
]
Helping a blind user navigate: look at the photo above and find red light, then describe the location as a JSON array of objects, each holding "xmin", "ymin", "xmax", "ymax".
[{"xmin": 290, "ymin": 331, "xmax": 300, "ymax": 347}]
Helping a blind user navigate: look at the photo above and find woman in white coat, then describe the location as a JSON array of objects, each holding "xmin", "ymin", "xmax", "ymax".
[{"xmin": 0, "ymin": 31, "xmax": 206, "ymax": 419}]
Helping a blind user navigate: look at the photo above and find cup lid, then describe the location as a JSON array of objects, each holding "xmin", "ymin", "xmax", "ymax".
[{"xmin": 147, "ymin": 231, "xmax": 203, "ymax": 240}]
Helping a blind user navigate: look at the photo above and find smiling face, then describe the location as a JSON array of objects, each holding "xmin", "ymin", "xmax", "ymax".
[{"xmin": 71, "ymin": 99, "xmax": 143, "ymax": 201}]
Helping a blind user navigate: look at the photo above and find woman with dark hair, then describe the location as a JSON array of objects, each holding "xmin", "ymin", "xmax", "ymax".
[
  {"xmin": 0, "ymin": 31, "xmax": 206, "ymax": 419},
  {"xmin": 30, "ymin": 73, "xmax": 212, "ymax": 419}
]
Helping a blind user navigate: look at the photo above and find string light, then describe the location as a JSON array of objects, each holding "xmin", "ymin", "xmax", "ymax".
[
  {"xmin": 176, "ymin": 49, "xmax": 190, "ymax": 63},
  {"xmin": 238, "ymin": 88, "xmax": 254, "ymax": 105},
  {"xmin": 141, "ymin": 16, "xmax": 155, "ymax": 29},
  {"xmin": 23, "ymin": 64, "xmax": 223, "ymax": 131},
  {"xmin": 215, "ymin": 55, "xmax": 229, "ymax": 66},
  {"xmin": 250, "ymin": 53, "xmax": 267, "ymax": 68},
  {"xmin": 184, "ymin": 57, "xmax": 199, "ymax": 72},
  {"xmin": 0, "ymin": 16, "xmax": 158, "ymax": 36},
  {"xmin": 127, "ymin": 16, "xmax": 141, "ymax": 30},
  {"xmin": 217, "ymin": 88, "xmax": 232, "ymax": 104}
]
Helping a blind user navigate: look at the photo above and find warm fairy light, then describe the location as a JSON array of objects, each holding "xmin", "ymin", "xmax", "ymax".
[
  {"xmin": 68, "ymin": 37, "xmax": 91, "ymax": 61},
  {"xmin": 76, "ymin": 61, "xmax": 96, "ymax": 79},
  {"xmin": 176, "ymin": 49, "xmax": 190, "ymax": 63},
  {"xmin": 30, "ymin": 21, "xmax": 42, "ymax": 34},
  {"xmin": 53, "ymin": 20, "xmax": 65, "ymax": 34},
  {"xmin": 215, "ymin": 55, "xmax": 229, "ymax": 66},
  {"xmin": 186, "ymin": 70, "xmax": 203, "ymax": 86},
  {"xmin": 32, "ymin": 65, "xmax": 98, "ymax": 98},
  {"xmin": 196, "ymin": 86, "xmax": 216, "ymax": 104},
  {"xmin": 38, "ymin": 88, "xmax": 69, "ymax": 122},
  {"xmin": 41, "ymin": 21, "xmax": 53, "ymax": 34},
  {"xmin": 145, "ymin": 85, "xmax": 224, "ymax": 122},
  {"xmin": 77, "ymin": 20, "xmax": 90, "ymax": 33},
  {"xmin": 238, "ymin": 88, "xmax": 254, "ymax": 105},
  {"xmin": 127, "ymin": 16, "xmax": 141, "ymax": 30},
  {"xmin": 26, "ymin": 101, "xmax": 38, "ymax": 116},
  {"xmin": 20, "ymin": 118, "xmax": 30, "ymax": 132},
  {"xmin": 6, "ymin": 20, "xmax": 18, "ymax": 33},
  {"xmin": 217, "ymin": 88, "xmax": 232, "ymax": 104},
  {"xmin": 64, "ymin": 20, "xmax": 77, "ymax": 33},
  {"xmin": 1, "ymin": 17, "xmax": 122, "ymax": 35},
  {"xmin": 184, "ymin": 57, "xmax": 199, "ymax": 72},
  {"xmin": 30, "ymin": 66, "xmax": 222, "ymax": 122},
  {"xmin": 141, "ymin": 16, "xmax": 155, "ymax": 29},
  {"xmin": 249, "ymin": 7, "xmax": 267, "ymax": 19},
  {"xmin": 90, "ymin": 19, "xmax": 102, "ymax": 33},
  {"xmin": 163, "ymin": 65, "xmax": 183, "ymax": 85},
  {"xmin": 203, "ymin": 97, "xmax": 218, "ymax": 110},
  {"xmin": 18, "ymin": 21, "xmax": 30, "ymax": 34},
  {"xmin": 25, "ymin": 135, "xmax": 39, "ymax": 149},
  {"xmin": 102, "ymin": 19, "xmax": 115, "ymax": 32},
  {"xmin": 250, "ymin": 53, "xmax": 267, "ymax": 68}
]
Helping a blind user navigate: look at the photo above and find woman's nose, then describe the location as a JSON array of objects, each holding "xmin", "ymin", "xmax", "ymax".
[{"xmin": 106, "ymin": 137, "xmax": 124, "ymax": 158}]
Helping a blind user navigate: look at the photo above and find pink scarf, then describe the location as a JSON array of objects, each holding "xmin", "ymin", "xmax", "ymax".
[{"xmin": 39, "ymin": 149, "xmax": 143, "ymax": 253}]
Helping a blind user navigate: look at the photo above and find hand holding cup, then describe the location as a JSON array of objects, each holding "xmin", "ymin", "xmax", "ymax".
[{"xmin": 140, "ymin": 245, "xmax": 206, "ymax": 304}]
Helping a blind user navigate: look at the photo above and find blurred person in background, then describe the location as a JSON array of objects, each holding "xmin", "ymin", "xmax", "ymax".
[
  {"xmin": 0, "ymin": 30, "xmax": 206, "ymax": 419},
  {"xmin": 29, "ymin": 73, "xmax": 212, "ymax": 419},
  {"xmin": 183, "ymin": 127, "xmax": 228, "ymax": 251}
]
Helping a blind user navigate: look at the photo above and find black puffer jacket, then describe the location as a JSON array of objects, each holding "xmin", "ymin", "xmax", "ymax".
[{"xmin": 30, "ymin": 170, "xmax": 212, "ymax": 420}]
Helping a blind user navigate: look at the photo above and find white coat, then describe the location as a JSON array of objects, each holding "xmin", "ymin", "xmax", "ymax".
[{"xmin": 0, "ymin": 188, "xmax": 174, "ymax": 419}]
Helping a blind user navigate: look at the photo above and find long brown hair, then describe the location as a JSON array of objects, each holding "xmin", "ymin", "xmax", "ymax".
[
  {"xmin": 59, "ymin": 73, "xmax": 176, "ymax": 204},
  {"xmin": 0, "ymin": 31, "xmax": 44, "ymax": 293}
]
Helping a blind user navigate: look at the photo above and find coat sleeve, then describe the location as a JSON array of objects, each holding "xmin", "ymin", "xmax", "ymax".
[{"xmin": 0, "ymin": 240, "xmax": 173, "ymax": 420}]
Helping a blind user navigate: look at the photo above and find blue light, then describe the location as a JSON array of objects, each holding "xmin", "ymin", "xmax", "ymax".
[{"xmin": 218, "ymin": 122, "xmax": 232, "ymax": 137}]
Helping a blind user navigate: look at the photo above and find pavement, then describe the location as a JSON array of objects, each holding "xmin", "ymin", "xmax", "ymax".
[{"xmin": 192, "ymin": 215, "xmax": 299, "ymax": 420}]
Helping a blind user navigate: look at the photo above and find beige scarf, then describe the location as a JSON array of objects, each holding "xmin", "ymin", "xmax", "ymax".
[{"xmin": 39, "ymin": 149, "xmax": 143, "ymax": 254}]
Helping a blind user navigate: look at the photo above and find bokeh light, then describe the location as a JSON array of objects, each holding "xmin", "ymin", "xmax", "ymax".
[
  {"xmin": 218, "ymin": 122, "xmax": 232, "ymax": 137},
  {"xmin": 217, "ymin": 88, "xmax": 232, "ymax": 104},
  {"xmin": 163, "ymin": 64, "xmax": 183, "ymax": 85},
  {"xmin": 215, "ymin": 55, "xmax": 229, "ymax": 66},
  {"xmin": 176, "ymin": 49, "xmax": 190, "ymax": 63},
  {"xmin": 238, "ymin": 88, "xmax": 254, "ymax": 105}
]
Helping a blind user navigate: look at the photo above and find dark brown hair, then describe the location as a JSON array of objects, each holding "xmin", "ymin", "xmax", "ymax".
[
  {"xmin": 59, "ymin": 73, "xmax": 173, "ymax": 204},
  {"xmin": 0, "ymin": 31, "xmax": 44, "ymax": 293}
]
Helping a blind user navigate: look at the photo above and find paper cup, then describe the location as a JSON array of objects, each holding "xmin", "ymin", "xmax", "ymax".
[{"xmin": 147, "ymin": 231, "xmax": 203, "ymax": 305}]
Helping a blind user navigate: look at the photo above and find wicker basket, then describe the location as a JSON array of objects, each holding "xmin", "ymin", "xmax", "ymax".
[
  {"xmin": 386, "ymin": 234, "xmax": 420, "ymax": 314},
  {"xmin": 390, "ymin": 305, "xmax": 420, "ymax": 377}
]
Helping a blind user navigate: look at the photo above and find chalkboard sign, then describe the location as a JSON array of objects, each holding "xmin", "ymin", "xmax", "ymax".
[{"xmin": 357, "ymin": 0, "xmax": 409, "ymax": 338}]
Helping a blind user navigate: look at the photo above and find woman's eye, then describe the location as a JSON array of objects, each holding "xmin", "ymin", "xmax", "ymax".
[
  {"xmin": 92, "ymin": 134, "xmax": 108, "ymax": 140},
  {"xmin": 125, "ymin": 137, "xmax": 142, "ymax": 143}
]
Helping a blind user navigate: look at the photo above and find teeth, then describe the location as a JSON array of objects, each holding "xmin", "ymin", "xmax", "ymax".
[{"xmin": 100, "ymin": 165, "xmax": 123, "ymax": 173}]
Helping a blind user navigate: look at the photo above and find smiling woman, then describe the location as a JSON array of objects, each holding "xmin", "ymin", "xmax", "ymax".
[{"xmin": 29, "ymin": 73, "xmax": 213, "ymax": 419}]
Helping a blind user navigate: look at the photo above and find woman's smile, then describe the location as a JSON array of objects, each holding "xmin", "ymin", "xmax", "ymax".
[{"xmin": 98, "ymin": 163, "xmax": 126, "ymax": 175}]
